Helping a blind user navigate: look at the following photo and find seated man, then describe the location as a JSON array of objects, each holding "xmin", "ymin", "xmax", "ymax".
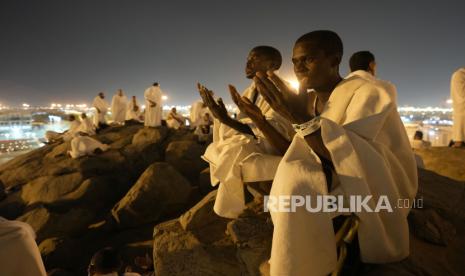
[
  {"xmin": 166, "ymin": 107, "xmax": 185, "ymax": 129},
  {"xmin": 68, "ymin": 133, "xmax": 109, "ymax": 159},
  {"xmin": 194, "ymin": 112, "xmax": 213, "ymax": 143},
  {"xmin": 411, "ymin": 130, "xmax": 431, "ymax": 149},
  {"xmin": 88, "ymin": 247, "xmax": 140, "ymax": 276},
  {"xmin": 126, "ymin": 96, "xmax": 142, "ymax": 122},
  {"xmin": 254, "ymin": 30, "xmax": 417, "ymax": 275},
  {"xmin": 198, "ymin": 45, "xmax": 294, "ymax": 219},
  {"xmin": 45, "ymin": 114, "xmax": 80, "ymax": 143},
  {"xmin": 0, "ymin": 217, "xmax": 47, "ymax": 276},
  {"xmin": 78, "ymin": 112, "xmax": 96, "ymax": 135}
]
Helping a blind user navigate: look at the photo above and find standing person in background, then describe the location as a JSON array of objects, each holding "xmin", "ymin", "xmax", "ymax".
[
  {"xmin": 111, "ymin": 89, "xmax": 128, "ymax": 125},
  {"xmin": 92, "ymin": 92, "xmax": 109, "ymax": 128},
  {"xmin": 144, "ymin": 82, "xmax": 163, "ymax": 127},
  {"xmin": 451, "ymin": 67, "xmax": 465, "ymax": 147}
]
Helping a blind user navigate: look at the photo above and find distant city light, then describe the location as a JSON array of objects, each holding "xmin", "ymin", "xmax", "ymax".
[
  {"xmin": 446, "ymin": 98, "xmax": 453, "ymax": 104},
  {"xmin": 162, "ymin": 95, "xmax": 168, "ymax": 101}
]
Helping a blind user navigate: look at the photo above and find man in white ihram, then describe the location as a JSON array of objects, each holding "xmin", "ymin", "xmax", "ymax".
[
  {"xmin": 198, "ymin": 46, "xmax": 293, "ymax": 219},
  {"xmin": 92, "ymin": 92, "xmax": 110, "ymax": 128},
  {"xmin": 111, "ymin": 89, "xmax": 128, "ymax": 124},
  {"xmin": 126, "ymin": 96, "xmax": 141, "ymax": 121},
  {"xmin": 144, "ymin": 82, "xmax": 163, "ymax": 127},
  {"xmin": 0, "ymin": 217, "xmax": 47, "ymax": 276},
  {"xmin": 45, "ymin": 114, "xmax": 81, "ymax": 142},
  {"xmin": 254, "ymin": 31, "xmax": 417, "ymax": 276},
  {"xmin": 346, "ymin": 50, "xmax": 398, "ymax": 104},
  {"xmin": 451, "ymin": 67, "xmax": 465, "ymax": 147}
]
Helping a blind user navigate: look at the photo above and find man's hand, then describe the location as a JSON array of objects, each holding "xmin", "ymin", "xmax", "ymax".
[
  {"xmin": 229, "ymin": 85, "xmax": 266, "ymax": 125},
  {"xmin": 254, "ymin": 71, "xmax": 311, "ymax": 124},
  {"xmin": 197, "ymin": 83, "xmax": 230, "ymax": 122},
  {"xmin": 148, "ymin": 100, "xmax": 157, "ymax": 108},
  {"xmin": 96, "ymin": 108, "xmax": 101, "ymax": 113}
]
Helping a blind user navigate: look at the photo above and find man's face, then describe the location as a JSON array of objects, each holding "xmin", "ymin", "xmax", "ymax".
[
  {"xmin": 118, "ymin": 90, "xmax": 123, "ymax": 96},
  {"xmin": 245, "ymin": 50, "xmax": 274, "ymax": 79},
  {"xmin": 292, "ymin": 42, "xmax": 338, "ymax": 91},
  {"xmin": 99, "ymin": 93, "xmax": 105, "ymax": 99}
]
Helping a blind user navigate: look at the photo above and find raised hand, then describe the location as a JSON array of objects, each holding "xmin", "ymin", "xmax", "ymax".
[
  {"xmin": 229, "ymin": 85, "xmax": 266, "ymax": 125},
  {"xmin": 197, "ymin": 83, "xmax": 230, "ymax": 122},
  {"xmin": 254, "ymin": 71, "xmax": 311, "ymax": 124}
]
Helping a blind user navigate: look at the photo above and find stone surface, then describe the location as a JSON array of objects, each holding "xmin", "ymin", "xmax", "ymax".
[
  {"xmin": 415, "ymin": 147, "xmax": 465, "ymax": 181},
  {"xmin": 112, "ymin": 162, "xmax": 193, "ymax": 228},
  {"xmin": 165, "ymin": 140, "xmax": 208, "ymax": 181}
]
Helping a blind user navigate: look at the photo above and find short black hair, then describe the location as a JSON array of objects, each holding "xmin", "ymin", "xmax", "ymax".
[
  {"xmin": 414, "ymin": 130, "xmax": 423, "ymax": 140},
  {"xmin": 296, "ymin": 30, "xmax": 343, "ymax": 59},
  {"xmin": 89, "ymin": 247, "xmax": 122, "ymax": 274},
  {"xmin": 251, "ymin": 46, "xmax": 282, "ymax": 69},
  {"xmin": 153, "ymin": 82, "xmax": 159, "ymax": 86},
  {"xmin": 349, "ymin": 51, "xmax": 375, "ymax": 72}
]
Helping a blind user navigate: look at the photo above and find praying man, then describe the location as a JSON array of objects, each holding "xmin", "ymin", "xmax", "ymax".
[
  {"xmin": 126, "ymin": 96, "xmax": 141, "ymax": 121},
  {"xmin": 254, "ymin": 30, "xmax": 418, "ymax": 276},
  {"xmin": 198, "ymin": 46, "xmax": 293, "ymax": 219}
]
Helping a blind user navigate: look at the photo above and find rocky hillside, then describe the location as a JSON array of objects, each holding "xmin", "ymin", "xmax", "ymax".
[
  {"xmin": 1, "ymin": 125, "xmax": 464, "ymax": 276},
  {"xmin": 153, "ymin": 148, "xmax": 465, "ymax": 276},
  {"xmin": 0, "ymin": 122, "xmax": 211, "ymax": 275}
]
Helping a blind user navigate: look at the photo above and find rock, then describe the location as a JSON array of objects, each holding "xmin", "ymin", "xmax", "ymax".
[
  {"xmin": 415, "ymin": 147, "xmax": 465, "ymax": 181},
  {"xmin": 112, "ymin": 162, "xmax": 192, "ymax": 228},
  {"xmin": 20, "ymin": 172, "xmax": 84, "ymax": 205},
  {"xmin": 18, "ymin": 206, "xmax": 96, "ymax": 242},
  {"xmin": 408, "ymin": 209, "xmax": 456, "ymax": 246},
  {"xmin": 198, "ymin": 167, "xmax": 215, "ymax": 195},
  {"xmin": 179, "ymin": 190, "xmax": 230, "ymax": 244},
  {"xmin": 153, "ymin": 219, "xmax": 241, "ymax": 276},
  {"xmin": 165, "ymin": 140, "xmax": 208, "ymax": 181},
  {"xmin": 131, "ymin": 127, "xmax": 168, "ymax": 148},
  {"xmin": 417, "ymin": 169, "xmax": 465, "ymax": 220}
]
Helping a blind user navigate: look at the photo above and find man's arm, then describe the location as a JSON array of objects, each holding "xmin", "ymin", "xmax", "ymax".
[
  {"xmin": 198, "ymin": 83, "xmax": 254, "ymax": 136},
  {"xmin": 229, "ymin": 85, "xmax": 290, "ymax": 154}
]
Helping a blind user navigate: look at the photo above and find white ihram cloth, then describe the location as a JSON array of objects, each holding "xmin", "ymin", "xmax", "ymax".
[
  {"xmin": 126, "ymin": 99, "xmax": 141, "ymax": 121},
  {"xmin": 111, "ymin": 94, "xmax": 128, "ymax": 123},
  {"xmin": 346, "ymin": 70, "xmax": 398, "ymax": 104},
  {"xmin": 68, "ymin": 135, "xmax": 109, "ymax": 159},
  {"xmin": 92, "ymin": 96, "xmax": 109, "ymax": 125},
  {"xmin": 45, "ymin": 120, "xmax": 80, "ymax": 142},
  {"xmin": 78, "ymin": 117, "xmax": 96, "ymax": 135},
  {"xmin": 451, "ymin": 68, "xmax": 465, "ymax": 141},
  {"xmin": 0, "ymin": 217, "xmax": 47, "ymax": 276},
  {"xmin": 166, "ymin": 111, "xmax": 185, "ymax": 129},
  {"xmin": 269, "ymin": 76, "xmax": 418, "ymax": 276},
  {"xmin": 144, "ymin": 86, "xmax": 163, "ymax": 127},
  {"xmin": 202, "ymin": 83, "xmax": 293, "ymax": 219},
  {"xmin": 190, "ymin": 100, "xmax": 204, "ymax": 127}
]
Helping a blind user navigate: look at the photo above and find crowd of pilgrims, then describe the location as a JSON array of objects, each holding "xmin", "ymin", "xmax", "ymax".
[
  {"xmin": 1, "ymin": 29, "xmax": 465, "ymax": 276},
  {"xmin": 44, "ymin": 83, "xmax": 214, "ymax": 159}
]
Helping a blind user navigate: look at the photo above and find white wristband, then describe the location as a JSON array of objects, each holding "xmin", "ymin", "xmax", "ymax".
[{"xmin": 292, "ymin": 116, "xmax": 321, "ymax": 137}]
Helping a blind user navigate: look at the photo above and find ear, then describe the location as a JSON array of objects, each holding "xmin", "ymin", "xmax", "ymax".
[
  {"xmin": 330, "ymin": 55, "xmax": 342, "ymax": 67},
  {"xmin": 368, "ymin": 61, "xmax": 376, "ymax": 75}
]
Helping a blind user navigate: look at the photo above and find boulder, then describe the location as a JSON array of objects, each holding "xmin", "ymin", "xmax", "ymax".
[
  {"xmin": 131, "ymin": 127, "xmax": 168, "ymax": 148},
  {"xmin": 112, "ymin": 162, "xmax": 192, "ymax": 228},
  {"xmin": 165, "ymin": 140, "xmax": 208, "ymax": 181},
  {"xmin": 20, "ymin": 172, "xmax": 84, "ymax": 205},
  {"xmin": 18, "ymin": 206, "xmax": 96, "ymax": 242},
  {"xmin": 153, "ymin": 219, "xmax": 241, "ymax": 276},
  {"xmin": 415, "ymin": 147, "xmax": 465, "ymax": 181}
]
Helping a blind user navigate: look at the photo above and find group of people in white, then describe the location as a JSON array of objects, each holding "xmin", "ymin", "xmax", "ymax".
[
  {"xmin": 44, "ymin": 82, "xmax": 214, "ymax": 159},
  {"xmin": 3, "ymin": 29, "xmax": 465, "ymax": 276}
]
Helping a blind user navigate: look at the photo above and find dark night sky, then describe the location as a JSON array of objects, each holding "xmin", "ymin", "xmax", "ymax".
[{"xmin": 1, "ymin": 0, "xmax": 464, "ymax": 107}]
